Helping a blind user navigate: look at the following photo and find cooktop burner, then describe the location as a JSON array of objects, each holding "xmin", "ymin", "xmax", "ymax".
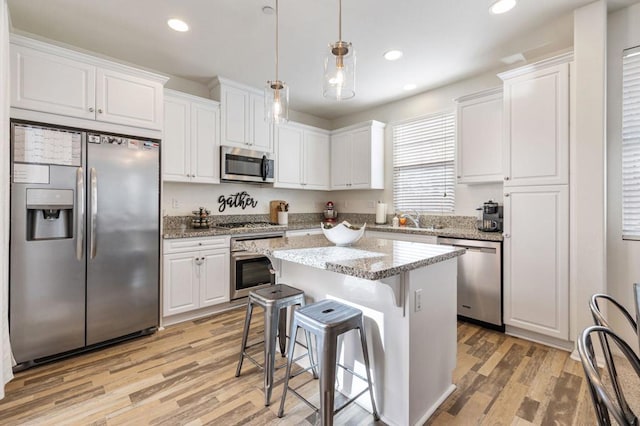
[{"xmin": 215, "ymin": 221, "xmax": 280, "ymax": 229}]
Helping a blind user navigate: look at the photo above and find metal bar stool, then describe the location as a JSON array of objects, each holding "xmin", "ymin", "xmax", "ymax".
[
  {"xmin": 235, "ymin": 284, "xmax": 315, "ymax": 406},
  {"xmin": 278, "ymin": 299, "xmax": 380, "ymax": 426}
]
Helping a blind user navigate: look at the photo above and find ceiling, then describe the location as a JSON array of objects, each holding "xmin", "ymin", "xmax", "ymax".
[{"xmin": 6, "ymin": 0, "xmax": 638, "ymax": 120}]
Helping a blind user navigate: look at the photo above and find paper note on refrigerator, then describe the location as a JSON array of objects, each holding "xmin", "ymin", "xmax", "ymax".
[
  {"xmin": 13, "ymin": 125, "xmax": 81, "ymax": 166},
  {"xmin": 13, "ymin": 163, "xmax": 49, "ymax": 184}
]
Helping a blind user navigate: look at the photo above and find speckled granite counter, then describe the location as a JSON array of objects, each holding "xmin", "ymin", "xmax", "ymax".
[
  {"xmin": 163, "ymin": 221, "xmax": 502, "ymax": 242},
  {"xmin": 232, "ymin": 234, "xmax": 465, "ymax": 281},
  {"xmin": 366, "ymin": 224, "xmax": 504, "ymax": 242}
]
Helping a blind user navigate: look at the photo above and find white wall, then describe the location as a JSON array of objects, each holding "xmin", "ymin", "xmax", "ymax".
[
  {"xmin": 607, "ymin": 2, "xmax": 640, "ymax": 345},
  {"xmin": 163, "ymin": 182, "xmax": 330, "ymax": 216},
  {"xmin": 327, "ymin": 70, "xmax": 506, "ymax": 217}
]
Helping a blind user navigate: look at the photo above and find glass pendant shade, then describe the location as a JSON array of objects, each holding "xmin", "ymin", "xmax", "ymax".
[
  {"xmin": 265, "ymin": 80, "xmax": 289, "ymax": 124},
  {"xmin": 323, "ymin": 41, "xmax": 355, "ymax": 100}
]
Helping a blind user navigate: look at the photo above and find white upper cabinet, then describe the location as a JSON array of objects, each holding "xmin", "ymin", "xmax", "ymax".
[
  {"xmin": 330, "ymin": 121, "xmax": 385, "ymax": 190},
  {"xmin": 209, "ymin": 77, "xmax": 272, "ymax": 152},
  {"xmin": 163, "ymin": 90, "xmax": 220, "ymax": 184},
  {"xmin": 499, "ymin": 56, "xmax": 570, "ymax": 186},
  {"xmin": 455, "ymin": 87, "xmax": 503, "ymax": 183},
  {"xmin": 10, "ymin": 35, "xmax": 167, "ymax": 130},
  {"xmin": 275, "ymin": 122, "xmax": 330, "ymax": 190}
]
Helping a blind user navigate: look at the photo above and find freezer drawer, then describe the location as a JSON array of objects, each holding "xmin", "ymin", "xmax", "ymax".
[{"xmin": 438, "ymin": 237, "xmax": 502, "ymax": 327}]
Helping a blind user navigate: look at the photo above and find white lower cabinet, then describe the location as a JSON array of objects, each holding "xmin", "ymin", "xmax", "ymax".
[
  {"xmin": 503, "ymin": 185, "xmax": 569, "ymax": 340},
  {"xmin": 163, "ymin": 237, "xmax": 230, "ymax": 317}
]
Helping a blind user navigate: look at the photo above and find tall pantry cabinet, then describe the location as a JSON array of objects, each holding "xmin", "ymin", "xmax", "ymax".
[{"xmin": 499, "ymin": 53, "xmax": 572, "ymax": 342}]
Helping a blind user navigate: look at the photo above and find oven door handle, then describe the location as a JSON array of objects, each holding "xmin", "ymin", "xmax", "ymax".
[{"xmin": 233, "ymin": 253, "xmax": 268, "ymax": 261}]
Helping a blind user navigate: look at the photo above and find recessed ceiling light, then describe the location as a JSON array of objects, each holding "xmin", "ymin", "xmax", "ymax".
[
  {"xmin": 501, "ymin": 52, "xmax": 526, "ymax": 65},
  {"xmin": 167, "ymin": 18, "xmax": 189, "ymax": 32},
  {"xmin": 384, "ymin": 50, "xmax": 404, "ymax": 61},
  {"xmin": 403, "ymin": 83, "xmax": 417, "ymax": 91},
  {"xmin": 489, "ymin": 0, "xmax": 516, "ymax": 14}
]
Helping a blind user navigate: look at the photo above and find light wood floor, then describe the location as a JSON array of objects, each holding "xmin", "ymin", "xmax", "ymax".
[{"xmin": 0, "ymin": 307, "xmax": 597, "ymax": 425}]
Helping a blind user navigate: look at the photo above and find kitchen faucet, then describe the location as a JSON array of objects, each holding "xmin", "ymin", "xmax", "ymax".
[{"xmin": 400, "ymin": 210, "xmax": 421, "ymax": 228}]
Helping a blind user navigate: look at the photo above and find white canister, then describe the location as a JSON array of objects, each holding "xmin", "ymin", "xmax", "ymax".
[{"xmin": 277, "ymin": 211, "xmax": 288, "ymax": 225}]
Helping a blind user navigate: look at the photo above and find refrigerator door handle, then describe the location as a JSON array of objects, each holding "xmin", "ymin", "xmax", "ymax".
[
  {"xmin": 76, "ymin": 167, "xmax": 85, "ymax": 260},
  {"xmin": 90, "ymin": 167, "xmax": 98, "ymax": 259}
]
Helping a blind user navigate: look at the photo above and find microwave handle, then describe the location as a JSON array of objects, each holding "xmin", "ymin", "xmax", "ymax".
[{"xmin": 261, "ymin": 155, "xmax": 269, "ymax": 181}]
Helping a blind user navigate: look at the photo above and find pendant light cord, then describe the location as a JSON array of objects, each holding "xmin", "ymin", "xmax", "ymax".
[
  {"xmin": 275, "ymin": 0, "xmax": 279, "ymax": 82},
  {"xmin": 338, "ymin": 0, "xmax": 342, "ymax": 41}
]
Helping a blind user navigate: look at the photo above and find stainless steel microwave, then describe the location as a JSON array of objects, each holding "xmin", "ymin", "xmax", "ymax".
[{"xmin": 220, "ymin": 146, "xmax": 274, "ymax": 183}]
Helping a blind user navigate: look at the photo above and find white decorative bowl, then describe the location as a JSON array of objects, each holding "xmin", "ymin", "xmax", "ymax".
[{"xmin": 321, "ymin": 221, "xmax": 366, "ymax": 246}]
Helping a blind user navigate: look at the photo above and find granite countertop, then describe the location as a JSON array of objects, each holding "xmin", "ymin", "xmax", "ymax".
[
  {"xmin": 232, "ymin": 234, "xmax": 466, "ymax": 281},
  {"xmin": 163, "ymin": 221, "xmax": 503, "ymax": 242},
  {"xmin": 365, "ymin": 224, "xmax": 504, "ymax": 242}
]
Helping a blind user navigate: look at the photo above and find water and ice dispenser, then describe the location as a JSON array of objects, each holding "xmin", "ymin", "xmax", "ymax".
[{"xmin": 26, "ymin": 189, "xmax": 74, "ymax": 240}]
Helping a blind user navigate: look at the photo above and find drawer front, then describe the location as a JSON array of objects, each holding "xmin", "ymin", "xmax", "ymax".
[{"xmin": 164, "ymin": 236, "xmax": 230, "ymax": 253}]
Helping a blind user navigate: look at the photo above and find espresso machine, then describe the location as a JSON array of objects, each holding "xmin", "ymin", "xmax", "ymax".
[
  {"xmin": 323, "ymin": 201, "xmax": 338, "ymax": 224},
  {"xmin": 476, "ymin": 200, "xmax": 503, "ymax": 232}
]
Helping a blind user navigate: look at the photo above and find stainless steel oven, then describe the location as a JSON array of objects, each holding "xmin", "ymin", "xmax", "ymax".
[{"xmin": 230, "ymin": 232, "xmax": 284, "ymax": 300}]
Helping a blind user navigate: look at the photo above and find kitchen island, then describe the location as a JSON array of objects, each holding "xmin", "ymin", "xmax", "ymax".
[{"xmin": 233, "ymin": 234, "xmax": 465, "ymax": 426}]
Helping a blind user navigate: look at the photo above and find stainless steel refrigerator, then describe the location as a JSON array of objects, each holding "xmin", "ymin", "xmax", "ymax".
[{"xmin": 9, "ymin": 121, "xmax": 160, "ymax": 366}]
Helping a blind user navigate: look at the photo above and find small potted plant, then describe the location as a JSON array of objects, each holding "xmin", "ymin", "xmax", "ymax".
[{"xmin": 277, "ymin": 202, "xmax": 289, "ymax": 225}]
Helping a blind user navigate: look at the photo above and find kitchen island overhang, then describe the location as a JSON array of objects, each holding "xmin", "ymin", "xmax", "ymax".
[{"xmin": 233, "ymin": 234, "xmax": 465, "ymax": 426}]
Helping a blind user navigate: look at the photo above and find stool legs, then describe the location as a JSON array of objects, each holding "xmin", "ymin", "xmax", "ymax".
[
  {"xmin": 264, "ymin": 302, "xmax": 280, "ymax": 406},
  {"xmin": 235, "ymin": 301, "xmax": 254, "ymax": 378},
  {"xmin": 278, "ymin": 307, "xmax": 287, "ymax": 356},
  {"xmin": 358, "ymin": 319, "xmax": 380, "ymax": 421},
  {"xmin": 278, "ymin": 316, "xmax": 298, "ymax": 418},
  {"xmin": 317, "ymin": 333, "xmax": 337, "ymax": 426}
]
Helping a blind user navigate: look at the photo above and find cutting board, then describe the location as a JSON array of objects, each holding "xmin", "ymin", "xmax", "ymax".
[{"xmin": 270, "ymin": 200, "xmax": 286, "ymax": 224}]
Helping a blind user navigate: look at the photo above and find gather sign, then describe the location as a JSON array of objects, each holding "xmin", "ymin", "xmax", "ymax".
[{"xmin": 217, "ymin": 191, "xmax": 258, "ymax": 212}]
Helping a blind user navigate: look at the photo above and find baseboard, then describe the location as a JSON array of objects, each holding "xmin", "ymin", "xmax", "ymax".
[{"xmin": 505, "ymin": 326, "xmax": 574, "ymax": 351}]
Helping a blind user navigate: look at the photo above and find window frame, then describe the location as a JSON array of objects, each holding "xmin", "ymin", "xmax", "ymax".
[
  {"xmin": 622, "ymin": 45, "xmax": 640, "ymax": 240},
  {"xmin": 391, "ymin": 110, "xmax": 456, "ymax": 214}
]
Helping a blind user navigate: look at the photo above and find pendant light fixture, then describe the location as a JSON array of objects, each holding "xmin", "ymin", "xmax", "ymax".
[
  {"xmin": 323, "ymin": 0, "xmax": 355, "ymax": 100},
  {"xmin": 265, "ymin": 0, "xmax": 289, "ymax": 124}
]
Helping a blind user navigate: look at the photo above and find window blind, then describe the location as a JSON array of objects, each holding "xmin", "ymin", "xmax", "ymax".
[
  {"xmin": 392, "ymin": 111, "xmax": 455, "ymax": 213},
  {"xmin": 622, "ymin": 46, "xmax": 640, "ymax": 239}
]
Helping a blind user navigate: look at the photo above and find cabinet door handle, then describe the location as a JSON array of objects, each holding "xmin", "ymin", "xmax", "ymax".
[
  {"xmin": 504, "ymin": 233, "xmax": 510, "ymax": 238},
  {"xmin": 457, "ymin": 175, "xmax": 461, "ymax": 179},
  {"xmin": 504, "ymin": 176, "xmax": 510, "ymax": 181},
  {"xmin": 504, "ymin": 193, "xmax": 510, "ymax": 197},
  {"xmin": 89, "ymin": 107, "xmax": 94, "ymax": 112},
  {"xmin": 97, "ymin": 108, "xmax": 103, "ymax": 114}
]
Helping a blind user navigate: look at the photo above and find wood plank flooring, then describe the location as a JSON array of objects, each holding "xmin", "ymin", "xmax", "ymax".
[{"xmin": 0, "ymin": 308, "xmax": 597, "ymax": 425}]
